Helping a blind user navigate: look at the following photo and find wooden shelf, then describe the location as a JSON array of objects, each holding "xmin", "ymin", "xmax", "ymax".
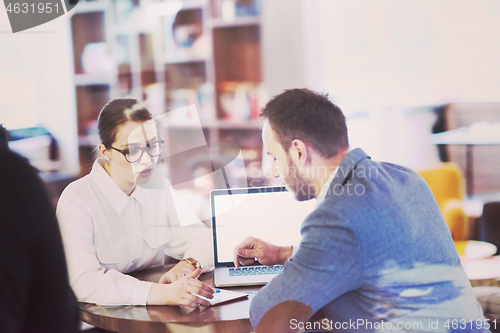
[
  {"xmin": 78, "ymin": 134, "xmax": 99, "ymax": 147},
  {"xmin": 164, "ymin": 56, "xmax": 211, "ymax": 65},
  {"xmin": 70, "ymin": 0, "xmax": 264, "ymax": 184},
  {"xmin": 74, "ymin": 73, "xmax": 115, "ymax": 86},
  {"xmin": 213, "ymin": 120, "xmax": 262, "ymax": 130},
  {"xmin": 162, "ymin": 119, "xmax": 262, "ymax": 130},
  {"xmin": 74, "ymin": 1, "xmax": 107, "ymax": 13},
  {"xmin": 112, "ymin": 25, "xmax": 136, "ymax": 36},
  {"xmin": 180, "ymin": 0, "xmax": 209, "ymax": 11},
  {"xmin": 211, "ymin": 16, "xmax": 260, "ymax": 28}
]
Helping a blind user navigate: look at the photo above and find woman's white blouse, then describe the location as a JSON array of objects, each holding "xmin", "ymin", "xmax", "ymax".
[{"xmin": 56, "ymin": 161, "xmax": 213, "ymax": 306}]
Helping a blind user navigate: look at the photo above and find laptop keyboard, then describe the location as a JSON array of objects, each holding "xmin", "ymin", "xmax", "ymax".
[{"xmin": 229, "ymin": 265, "xmax": 283, "ymax": 277}]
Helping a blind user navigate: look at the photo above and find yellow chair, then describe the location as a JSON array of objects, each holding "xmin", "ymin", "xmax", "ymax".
[{"xmin": 417, "ymin": 162, "xmax": 469, "ymax": 241}]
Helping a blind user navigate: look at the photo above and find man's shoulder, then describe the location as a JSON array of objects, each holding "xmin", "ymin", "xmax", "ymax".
[
  {"xmin": 302, "ymin": 199, "xmax": 354, "ymax": 232},
  {"xmin": 317, "ymin": 152, "xmax": 432, "ymax": 225},
  {"xmin": 347, "ymin": 153, "xmax": 425, "ymax": 192},
  {"xmin": 333, "ymin": 148, "xmax": 419, "ymax": 186},
  {"xmin": 342, "ymin": 148, "xmax": 420, "ymax": 177}
]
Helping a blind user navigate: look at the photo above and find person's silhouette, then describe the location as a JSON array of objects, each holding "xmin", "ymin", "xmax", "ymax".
[{"xmin": 0, "ymin": 149, "xmax": 79, "ymax": 333}]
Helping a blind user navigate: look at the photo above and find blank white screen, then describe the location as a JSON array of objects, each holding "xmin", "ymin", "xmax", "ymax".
[{"xmin": 213, "ymin": 191, "xmax": 317, "ymax": 263}]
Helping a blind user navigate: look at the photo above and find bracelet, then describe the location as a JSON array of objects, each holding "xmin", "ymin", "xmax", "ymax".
[{"xmin": 181, "ymin": 257, "xmax": 201, "ymax": 269}]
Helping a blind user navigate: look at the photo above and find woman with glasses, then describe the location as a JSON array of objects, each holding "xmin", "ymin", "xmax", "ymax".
[{"xmin": 56, "ymin": 98, "xmax": 214, "ymax": 310}]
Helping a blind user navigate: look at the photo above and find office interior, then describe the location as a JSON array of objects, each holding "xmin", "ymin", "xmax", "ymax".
[{"xmin": 1, "ymin": 0, "xmax": 500, "ymax": 243}]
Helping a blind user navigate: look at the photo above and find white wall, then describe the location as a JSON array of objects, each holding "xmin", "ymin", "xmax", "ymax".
[
  {"xmin": 261, "ymin": 0, "xmax": 307, "ymax": 97},
  {"xmin": 0, "ymin": 7, "xmax": 79, "ymax": 174},
  {"xmin": 318, "ymin": 0, "xmax": 500, "ymax": 109},
  {"xmin": 263, "ymin": 0, "xmax": 500, "ymax": 168},
  {"xmin": 261, "ymin": 0, "xmax": 324, "ymax": 96},
  {"xmin": 317, "ymin": 0, "xmax": 500, "ymax": 165}
]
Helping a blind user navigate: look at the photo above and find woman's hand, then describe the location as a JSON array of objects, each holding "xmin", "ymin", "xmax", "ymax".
[
  {"xmin": 147, "ymin": 268, "xmax": 214, "ymax": 307},
  {"xmin": 159, "ymin": 261, "xmax": 197, "ymax": 284}
]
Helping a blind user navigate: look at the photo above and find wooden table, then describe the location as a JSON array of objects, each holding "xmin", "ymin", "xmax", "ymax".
[{"xmin": 78, "ymin": 265, "xmax": 260, "ymax": 333}]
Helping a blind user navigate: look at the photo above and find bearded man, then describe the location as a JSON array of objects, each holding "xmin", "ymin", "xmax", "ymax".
[{"xmin": 234, "ymin": 89, "xmax": 489, "ymax": 333}]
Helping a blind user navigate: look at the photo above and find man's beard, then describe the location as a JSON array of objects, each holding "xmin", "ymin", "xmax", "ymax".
[{"xmin": 284, "ymin": 154, "xmax": 316, "ymax": 201}]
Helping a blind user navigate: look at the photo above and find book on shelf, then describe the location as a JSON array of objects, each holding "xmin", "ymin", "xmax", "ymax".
[
  {"xmin": 211, "ymin": 0, "xmax": 260, "ymax": 20},
  {"xmin": 219, "ymin": 81, "xmax": 267, "ymax": 122},
  {"xmin": 167, "ymin": 82, "xmax": 216, "ymax": 121}
]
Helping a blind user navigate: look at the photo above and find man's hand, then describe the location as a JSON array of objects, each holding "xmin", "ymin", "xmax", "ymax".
[
  {"xmin": 233, "ymin": 236, "xmax": 293, "ymax": 268},
  {"xmin": 159, "ymin": 260, "xmax": 197, "ymax": 284},
  {"xmin": 147, "ymin": 268, "xmax": 215, "ymax": 307}
]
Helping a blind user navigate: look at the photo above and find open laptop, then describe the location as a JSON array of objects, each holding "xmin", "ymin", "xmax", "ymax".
[{"xmin": 211, "ymin": 186, "xmax": 316, "ymax": 287}]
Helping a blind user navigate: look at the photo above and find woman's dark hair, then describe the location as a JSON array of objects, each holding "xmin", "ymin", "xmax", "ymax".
[
  {"xmin": 260, "ymin": 89, "xmax": 349, "ymax": 159},
  {"xmin": 97, "ymin": 98, "xmax": 153, "ymax": 148}
]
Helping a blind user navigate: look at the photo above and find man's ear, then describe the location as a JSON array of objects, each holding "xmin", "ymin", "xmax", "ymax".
[
  {"xmin": 98, "ymin": 143, "xmax": 110, "ymax": 161},
  {"xmin": 289, "ymin": 139, "xmax": 309, "ymax": 167}
]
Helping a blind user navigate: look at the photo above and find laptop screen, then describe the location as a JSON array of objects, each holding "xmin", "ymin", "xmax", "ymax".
[{"xmin": 211, "ymin": 187, "xmax": 317, "ymax": 265}]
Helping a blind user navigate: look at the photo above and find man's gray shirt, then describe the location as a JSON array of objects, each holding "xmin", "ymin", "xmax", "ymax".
[{"xmin": 250, "ymin": 148, "xmax": 488, "ymax": 332}]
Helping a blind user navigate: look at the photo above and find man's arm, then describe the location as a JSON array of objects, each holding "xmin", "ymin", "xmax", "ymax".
[
  {"xmin": 249, "ymin": 206, "xmax": 362, "ymax": 329},
  {"xmin": 233, "ymin": 236, "xmax": 293, "ymax": 268}
]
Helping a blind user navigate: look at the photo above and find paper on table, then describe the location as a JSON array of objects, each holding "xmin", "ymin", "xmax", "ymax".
[{"xmin": 193, "ymin": 289, "xmax": 248, "ymax": 306}]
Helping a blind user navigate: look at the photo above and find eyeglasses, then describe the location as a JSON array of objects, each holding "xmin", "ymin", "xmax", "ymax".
[{"xmin": 110, "ymin": 138, "xmax": 165, "ymax": 163}]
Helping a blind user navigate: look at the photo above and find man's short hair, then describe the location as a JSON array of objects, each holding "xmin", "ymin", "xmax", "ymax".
[{"xmin": 261, "ymin": 89, "xmax": 349, "ymax": 158}]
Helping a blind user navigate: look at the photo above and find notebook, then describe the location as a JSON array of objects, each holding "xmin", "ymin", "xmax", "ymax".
[
  {"xmin": 211, "ymin": 186, "xmax": 316, "ymax": 287},
  {"xmin": 195, "ymin": 288, "xmax": 249, "ymax": 306}
]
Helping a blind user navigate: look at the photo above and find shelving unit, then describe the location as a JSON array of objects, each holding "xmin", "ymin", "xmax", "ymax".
[{"xmin": 70, "ymin": 0, "xmax": 266, "ymax": 188}]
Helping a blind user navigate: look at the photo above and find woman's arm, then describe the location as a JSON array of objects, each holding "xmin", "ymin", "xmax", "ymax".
[
  {"xmin": 57, "ymin": 184, "xmax": 214, "ymax": 307},
  {"xmin": 147, "ymin": 268, "xmax": 213, "ymax": 306},
  {"xmin": 57, "ymin": 192, "xmax": 154, "ymax": 305},
  {"xmin": 163, "ymin": 188, "xmax": 214, "ymax": 274}
]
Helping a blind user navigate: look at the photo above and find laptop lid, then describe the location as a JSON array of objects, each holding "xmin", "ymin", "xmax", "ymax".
[{"xmin": 210, "ymin": 186, "xmax": 317, "ymax": 268}]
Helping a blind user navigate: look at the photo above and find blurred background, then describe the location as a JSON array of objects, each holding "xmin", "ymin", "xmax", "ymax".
[{"xmin": 1, "ymin": 0, "xmax": 500, "ymax": 233}]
